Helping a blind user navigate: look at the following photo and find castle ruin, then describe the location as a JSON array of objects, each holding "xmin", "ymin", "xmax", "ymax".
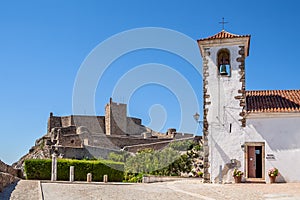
[{"xmin": 21, "ymin": 98, "xmax": 194, "ymax": 162}]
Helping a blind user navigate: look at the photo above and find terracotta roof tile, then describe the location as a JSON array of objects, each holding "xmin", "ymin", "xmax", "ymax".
[
  {"xmin": 197, "ymin": 30, "xmax": 250, "ymax": 41},
  {"xmin": 246, "ymin": 90, "xmax": 300, "ymax": 113}
]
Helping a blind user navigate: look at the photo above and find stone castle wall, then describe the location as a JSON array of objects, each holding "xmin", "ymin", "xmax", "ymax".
[
  {"xmin": 61, "ymin": 116, "xmax": 73, "ymax": 127},
  {"xmin": 58, "ymin": 134, "xmax": 82, "ymax": 147},
  {"xmin": 48, "ymin": 98, "xmax": 144, "ymax": 137},
  {"xmin": 48, "ymin": 115, "xmax": 143, "ymax": 136},
  {"xmin": 72, "ymin": 116, "xmax": 105, "ymax": 133},
  {"xmin": 48, "ymin": 115, "xmax": 106, "ymax": 135},
  {"xmin": 126, "ymin": 117, "xmax": 146, "ymax": 136}
]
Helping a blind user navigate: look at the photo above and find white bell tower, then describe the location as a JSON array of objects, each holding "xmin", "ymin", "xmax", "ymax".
[{"xmin": 197, "ymin": 30, "xmax": 251, "ymax": 183}]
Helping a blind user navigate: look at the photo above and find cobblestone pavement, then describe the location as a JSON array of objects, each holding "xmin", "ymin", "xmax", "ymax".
[
  {"xmin": 2, "ymin": 179, "xmax": 300, "ymax": 200},
  {"xmin": 41, "ymin": 180, "xmax": 300, "ymax": 200},
  {"xmin": 0, "ymin": 180, "xmax": 41, "ymax": 200}
]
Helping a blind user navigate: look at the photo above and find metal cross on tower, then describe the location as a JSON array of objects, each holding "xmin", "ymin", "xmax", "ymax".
[{"xmin": 219, "ymin": 17, "xmax": 228, "ymax": 31}]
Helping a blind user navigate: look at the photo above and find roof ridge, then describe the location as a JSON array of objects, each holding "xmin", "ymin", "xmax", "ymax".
[
  {"xmin": 198, "ymin": 30, "xmax": 250, "ymax": 41},
  {"xmin": 246, "ymin": 89, "xmax": 300, "ymax": 93}
]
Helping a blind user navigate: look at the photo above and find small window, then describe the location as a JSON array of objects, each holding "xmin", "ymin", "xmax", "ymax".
[{"xmin": 217, "ymin": 49, "xmax": 231, "ymax": 76}]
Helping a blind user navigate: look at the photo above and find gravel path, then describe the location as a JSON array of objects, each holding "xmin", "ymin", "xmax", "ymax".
[{"xmin": 2, "ymin": 179, "xmax": 300, "ymax": 200}]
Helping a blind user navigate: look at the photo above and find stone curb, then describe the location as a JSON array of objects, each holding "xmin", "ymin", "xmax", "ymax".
[{"xmin": 38, "ymin": 181, "xmax": 44, "ymax": 200}]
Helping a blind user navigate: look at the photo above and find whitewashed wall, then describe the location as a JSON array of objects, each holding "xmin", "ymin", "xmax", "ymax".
[
  {"xmin": 246, "ymin": 114, "xmax": 300, "ymax": 183},
  {"xmin": 205, "ymin": 45, "xmax": 245, "ymax": 183}
]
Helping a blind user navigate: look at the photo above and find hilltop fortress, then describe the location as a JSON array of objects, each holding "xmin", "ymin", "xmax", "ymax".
[{"xmin": 15, "ymin": 98, "xmax": 194, "ymax": 167}]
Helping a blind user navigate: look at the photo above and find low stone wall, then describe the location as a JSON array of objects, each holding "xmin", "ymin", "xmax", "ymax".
[
  {"xmin": 0, "ymin": 160, "xmax": 21, "ymax": 192},
  {"xmin": 142, "ymin": 175, "xmax": 184, "ymax": 183},
  {"xmin": 0, "ymin": 172, "xmax": 19, "ymax": 192}
]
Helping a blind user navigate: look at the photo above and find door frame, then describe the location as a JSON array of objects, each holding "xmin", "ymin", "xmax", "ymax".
[{"xmin": 244, "ymin": 142, "xmax": 265, "ymax": 180}]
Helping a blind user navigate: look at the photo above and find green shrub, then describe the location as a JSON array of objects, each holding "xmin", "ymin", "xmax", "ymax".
[
  {"xmin": 24, "ymin": 159, "xmax": 52, "ymax": 180},
  {"xmin": 24, "ymin": 159, "xmax": 124, "ymax": 182},
  {"xmin": 193, "ymin": 144, "xmax": 202, "ymax": 151},
  {"xmin": 108, "ymin": 151, "xmax": 130, "ymax": 162},
  {"xmin": 197, "ymin": 171, "xmax": 203, "ymax": 177},
  {"xmin": 124, "ymin": 147, "xmax": 192, "ymax": 178},
  {"xmin": 168, "ymin": 140, "xmax": 195, "ymax": 151}
]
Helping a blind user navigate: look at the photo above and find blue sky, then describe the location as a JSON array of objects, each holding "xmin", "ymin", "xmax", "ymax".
[{"xmin": 0, "ymin": 0, "xmax": 299, "ymax": 164}]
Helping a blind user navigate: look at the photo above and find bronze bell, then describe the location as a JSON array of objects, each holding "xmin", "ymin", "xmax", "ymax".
[{"xmin": 220, "ymin": 64, "xmax": 228, "ymax": 75}]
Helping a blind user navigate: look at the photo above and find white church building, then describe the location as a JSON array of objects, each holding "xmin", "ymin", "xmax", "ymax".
[{"xmin": 197, "ymin": 30, "xmax": 300, "ymax": 183}]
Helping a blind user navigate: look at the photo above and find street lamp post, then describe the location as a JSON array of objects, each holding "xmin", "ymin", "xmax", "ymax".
[
  {"xmin": 193, "ymin": 112, "xmax": 203, "ymax": 141},
  {"xmin": 193, "ymin": 112, "xmax": 209, "ymax": 183}
]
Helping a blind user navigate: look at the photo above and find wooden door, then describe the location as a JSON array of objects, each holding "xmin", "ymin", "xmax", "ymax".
[
  {"xmin": 245, "ymin": 142, "xmax": 265, "ymax": 180},
  {"xmin": 248, "ymin": 146, "xmax": 256, "ymax": 178}
]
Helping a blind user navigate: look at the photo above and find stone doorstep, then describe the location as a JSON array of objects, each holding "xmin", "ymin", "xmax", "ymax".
[{"xmin": 245, "ymin": 178, "xmax": 266, "ymax": 184}]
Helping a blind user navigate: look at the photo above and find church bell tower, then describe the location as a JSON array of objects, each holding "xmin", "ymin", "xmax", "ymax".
[{"xmin": 197, "ymin": 30, "xmax": 251, "ymax": 183}]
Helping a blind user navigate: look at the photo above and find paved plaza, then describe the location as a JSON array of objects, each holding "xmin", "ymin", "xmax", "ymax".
[{"xmin": 1, "ymin": 179, "xmax": 300, "ymax": 200}]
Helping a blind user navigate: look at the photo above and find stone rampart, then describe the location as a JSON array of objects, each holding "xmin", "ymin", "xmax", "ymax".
[
  {"xmin": 55, "ymin": 146, "xmax": 119, "ymax": 160},
  {"xmin": 124, "ymin": 141, "xmax": 171, "ymax": 152},
  {"xmin": 107, "ymin": 136, "xmax": 172, "ymax": 149}
]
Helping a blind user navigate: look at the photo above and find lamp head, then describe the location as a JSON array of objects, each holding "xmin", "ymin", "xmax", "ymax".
[{"xmin": 193, "ymin": 112, "xmax": 200, "ymax": 122}]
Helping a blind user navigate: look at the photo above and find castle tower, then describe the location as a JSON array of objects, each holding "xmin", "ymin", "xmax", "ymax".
[
  {"xmin": 197, "ymin": 30, "xmax": 251, "ymax": 183},
  {"xmin": 105, "ymin": 98, "xmax": 127, "ymax": 135}
]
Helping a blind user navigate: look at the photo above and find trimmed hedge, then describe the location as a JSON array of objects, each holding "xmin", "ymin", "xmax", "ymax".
[{"xmin": 24, "ymin": 159, "xmax": 124, "ymax": 182}]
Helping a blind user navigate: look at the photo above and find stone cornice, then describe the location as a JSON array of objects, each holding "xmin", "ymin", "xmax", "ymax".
[
  {"xmin": 246, "ymin": 112, "xmax": 300, "ymax": 119},
  {"xmin": 198, "ymin": 37, "xmax": 250, "ymax": 57}
]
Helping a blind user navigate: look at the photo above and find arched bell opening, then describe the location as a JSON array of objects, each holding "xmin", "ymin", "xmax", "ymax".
[{"xmin": 217, "ymin": 49, "xmax": 231, "ymax": 76}]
